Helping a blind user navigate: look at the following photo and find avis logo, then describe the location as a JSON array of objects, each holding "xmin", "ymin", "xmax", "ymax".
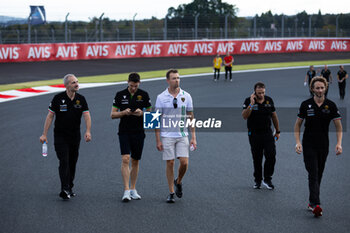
[{"xmin": 143, "ymin": 110, "xmax": 161, "ymax": 129}]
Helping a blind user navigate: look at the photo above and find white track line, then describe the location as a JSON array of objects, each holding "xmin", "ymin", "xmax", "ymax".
[{"xmin": 1, "ymin": 63, "xmax": 349, "ymax": 103}]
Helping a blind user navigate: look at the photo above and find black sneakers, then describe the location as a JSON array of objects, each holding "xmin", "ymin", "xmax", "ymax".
[
  {"xmin": 174, "ymin": 179, "xmax": 183, "ymax": 198},
  {"xmin": 167, "ymin": 193, "xmax": 175, "ymax": 203},
  {"xmin": 59, "ymin": 190, "xmax": 71, "ymax": 200},
  {"xmin": 262, "ymin": 180, "xmax": 275, "ymax": 190},
  {"xmin": 253, "ymin": 180, "xmax": 274, "ymax": 189},
  {"xmin": 253, "ymin": 181, "xmax": 261, "ymax": 189},
  {"xmin": 167, "ymin": 178, "xmax": 182, "ymax": 203},
  {"xmin": 68, "ymin": 189, "xmax": 76, "ymax": 197}
]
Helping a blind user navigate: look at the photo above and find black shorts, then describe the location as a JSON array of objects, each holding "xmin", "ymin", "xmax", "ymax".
[{"xmin": 118, "ymin": 133, "xmax": 145, "ymax": 160}]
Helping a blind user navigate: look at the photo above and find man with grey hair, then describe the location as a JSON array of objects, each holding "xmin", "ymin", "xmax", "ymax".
[{"xmin": 40, "ymin": 74, "xmax": 91, "ymax": 200}]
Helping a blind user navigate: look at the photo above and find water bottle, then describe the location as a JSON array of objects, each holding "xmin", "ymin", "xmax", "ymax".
[
  {"xmin": 190, "ymin": 144, "xmax": 195, "ymax": 151},
  {"xmin": 42, "ymin": 142, "xmax": 48, "ymax": 157}
]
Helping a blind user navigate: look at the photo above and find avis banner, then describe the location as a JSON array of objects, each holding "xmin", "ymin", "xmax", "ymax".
[{"xmin": 0, "ymin": 38, "xmax": 349, "ymax": 63}]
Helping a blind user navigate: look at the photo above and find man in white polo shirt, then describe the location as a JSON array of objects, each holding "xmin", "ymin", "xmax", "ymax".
[{"xmin": 155, "ymin": 69, "xmax": 197, "ymax": 203}]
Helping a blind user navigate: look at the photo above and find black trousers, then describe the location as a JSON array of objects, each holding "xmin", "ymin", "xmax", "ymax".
[
  {"xmin": 303, "ymin": 145, "xmax": 328, "ymax": 205},
  {"xmin": 225, "ymin": 66, "xmax": 232, "ymax": 80},
  {"xmin": 214, "ymin": 68, "xmax": 220, "ymax": 79},
  {"xmin": 248, "ymin": 132, "xmax": 276, "ymax": 183},
  {"xmin": 338, "ymin": 81, "xmax": 346, "ymax": 99},
  {"xmin": 54, "ymin": 136, "xmax": 80, "ymax": 191}
]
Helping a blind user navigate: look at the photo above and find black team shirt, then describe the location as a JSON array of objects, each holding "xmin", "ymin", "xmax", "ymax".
[
  {"xmin": 307, "ymin": 70, "xmax": 316, "ymax": 84},
  {"xmin": 243, "ymin": 96, "xmax": 276, "ymax": 133},
  {"xmin": 113, "ymin": 88, "xmax": 152, "ymax": 133},
  {"xmin": 297, "ymin": 98, "xmax": 341, "ymax": 149},
  {"xmin": 338, "ymin": 70, "xmax": 347, "ymax": 80},
  {"xmin": 321, "ymin": 69, "xmax": 331, "ymax": 82},
  {"xmin": 48, "ymin": 91, "xmax": 89, "ymax": 138}
]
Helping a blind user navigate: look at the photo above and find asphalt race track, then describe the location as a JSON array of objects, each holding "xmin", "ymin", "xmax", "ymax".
[
  {"xmin": 0, "ymin": 62, "xmax": 349, "ymax": 233},
  {"xmin": 0, "ymin": 52, "xmax": 350, "ymax": 84}
]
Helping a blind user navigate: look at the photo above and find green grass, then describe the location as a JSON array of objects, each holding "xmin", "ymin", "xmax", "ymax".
[{"xmin": 1, "ymin": 59, "xmax": 349, "ymax": 92}]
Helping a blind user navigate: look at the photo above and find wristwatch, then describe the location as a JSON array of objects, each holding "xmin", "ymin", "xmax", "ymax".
[{"xmin": 276, "ymin": 130, "xmax": 281, "ymax": 134}]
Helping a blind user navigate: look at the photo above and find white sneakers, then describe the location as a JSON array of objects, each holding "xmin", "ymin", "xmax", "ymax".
[
  {"xmin": 122, "ymin": 190, "xmax": 131, "ymax": 202},
  {"xmin": 122, "ymin": 189, "xmax": 141, "ymax": 202},
  {"xmin": 130, "ymin": 189, "xmax": 141, "ymax": 200}
]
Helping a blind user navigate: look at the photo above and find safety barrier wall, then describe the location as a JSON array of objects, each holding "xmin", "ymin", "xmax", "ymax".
[{"xmin": 0, "ymin": 38, "xmax": 349, "ymax": 63}]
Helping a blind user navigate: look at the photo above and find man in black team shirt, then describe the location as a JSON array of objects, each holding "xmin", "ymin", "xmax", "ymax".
[
  {"xmin": 242, "ymin": 82, "xmax": 280, "ymax": 190},
  {"xmin": 321, "ymin": 65, "xmax": 332, "ymax": 97},
  {"xmin": 111, "ymin": 73, "xmax": 152, "ymax": 202},
  {"xmin": 294, "ymin": 76, "xmax": 343, "ymax": 217},
  {"xmin": 337, "ymin": 65, "xmax": 348, "ymax": 100},
  {"xmin": 304, "ymin": 65, "xmax": 316, "ymax": 96},
  {"xmin": 40, "ymin": 74, "xmax": 92, "ymax": 200}
]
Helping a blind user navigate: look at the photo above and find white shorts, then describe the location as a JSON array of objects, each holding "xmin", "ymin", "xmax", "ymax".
[{"xmin": 161, "ymin": 137, "xmax": 189, "ymax": 160}]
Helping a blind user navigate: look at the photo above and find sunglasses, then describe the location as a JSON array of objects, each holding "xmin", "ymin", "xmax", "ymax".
[{"xmin": 173, "ymin": 98, "xmax": 178, "ymax": 109}]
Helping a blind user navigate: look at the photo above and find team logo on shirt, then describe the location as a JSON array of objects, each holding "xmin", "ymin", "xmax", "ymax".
[
  {"xmin": 62, "ymin": 99, "xmax": 65, "ymax": 104},
  {"xmin": 74, "ymin": 100, "xmax": 82, "ymax": 109},
  {"xmin": 60, "ymin": 104, "xmax": 67, "ymax": 111},
  {"xmin": 307, "ymin": 109, "xmax": 315, "ymax": 116},
  {"xmin": 137, "ymin": 95, "xmax": 143, "ymax": 101},
  {"xmin": 181, "ymin": 97, "xmax": 185, "ymax": 102},
  {"xmin": 122, "ymin": 95, "xmax": 129, "ymax": 104},
  {"xmin": 322, "ymin": 105, "xmax": 330, "ymax": 114}
]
